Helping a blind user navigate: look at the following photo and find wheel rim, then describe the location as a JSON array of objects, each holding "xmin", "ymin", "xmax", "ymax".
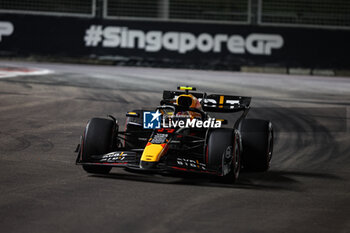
[
  {"xmin": 222, "ymin": 146, "xmax": 232, "ymax": 176},
  {"xmin": 268, "ymin": 124, "xmax": 273, "ymax": 159},
  {"xmin": 222, "ymin": 139, "xmax": 240, "ymax": 180},
  {"xmin": 266, "ymin": 123, "xmax": 274, "ymax": 168},
  {"xmin": 233, "ymin": 138, "xmax": 240, "ymax": 179}
]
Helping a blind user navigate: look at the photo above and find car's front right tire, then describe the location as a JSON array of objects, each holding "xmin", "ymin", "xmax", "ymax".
[
  {"xmin": 239, "ymin": 119, "xmax": 273, "ymax": 172},
  {"xmin": 207, "ymin": 128, "xmax": 241, "ymax": 183}
]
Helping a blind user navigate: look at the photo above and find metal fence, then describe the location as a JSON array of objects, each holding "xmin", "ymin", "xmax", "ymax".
[
  {"xmin": 0, "ymin": 0, "xmax": 96, "ymax": 17},
  {"xmin": 169, "ymin": 0, "xmax": 249, "ymax": 23},
  {"xmin": 104, "ymin": 0, "xmax": 160, "ymax": 19},
  {"xmin": 258, "ymin": 0, "xmax": 350, "ymax": 29},
  {"xmin": 104, "ymin": 0, "xmax": 251, "ymax": 24},
  {"xmin": 0, "ymin": 0, "xmax": 349, "ymax": 29}
]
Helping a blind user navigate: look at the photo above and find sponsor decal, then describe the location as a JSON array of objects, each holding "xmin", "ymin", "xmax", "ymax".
[
  {"xmin": 143, "ymin": 110, "xmax": 162, "ymax": 129},
  {"xmin": 100, "ymin": 152, "xmax": 126, "ymax": 162},
  {"xmin": 0, "ymin": 21, "xmax": 14, "ymax": 42},
  {"xmin": 177, "ymin": 158, "xmax": 206, "ymax": 170},
  {"xmin": 84, "ymin": 25, "xmax": 284, "ymax": 55},
  {"xmin": 150, "ymin": 133, "xmax": 168, "ymax": 144}
]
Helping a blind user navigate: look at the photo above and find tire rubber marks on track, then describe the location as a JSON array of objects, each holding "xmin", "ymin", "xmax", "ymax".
[{"xmin": 0, "ymin": 132, "xmax": 54, "ymax": 153}]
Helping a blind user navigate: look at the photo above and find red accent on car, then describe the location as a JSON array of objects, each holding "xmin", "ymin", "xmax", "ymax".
[
  {"xmin": 171, "ymin": 166, "xmax": 187, "ymax": 171},
  {"xmin": 171, "ymin": 166, "xmax": 217, "ymax": 174},
  {"xmin": 205, "ymin": 145, "xmax": 209, "ymax": 164},
  {"xmin": 100, "ymin": 162, "xmax": 128, "ymax": 165},
  {"xmin": 158, "ymin": 128, "xmax": 175, "ymax": 133},
  {"xmin": 80, "ymin": 130, "xmax": 85, "ymax": 161},
  {"xmin": 124, "ymin": 119, "xmax": 127, "ymax": 147}
]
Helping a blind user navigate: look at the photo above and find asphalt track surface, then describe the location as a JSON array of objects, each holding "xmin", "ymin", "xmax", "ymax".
[{"xmin": 0, "ymin": 61, "xmax": 349, "ymax": 233}]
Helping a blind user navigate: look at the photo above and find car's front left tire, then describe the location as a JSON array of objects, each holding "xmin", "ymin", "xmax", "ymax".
[{"xmin": 81, "ymin": 118, "xmax": 117, "ymax": 174}]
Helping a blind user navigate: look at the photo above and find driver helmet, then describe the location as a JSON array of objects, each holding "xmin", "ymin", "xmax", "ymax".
[{"xmin": 176, "ymin": 94, "xmax": 202, "ymax": 118}]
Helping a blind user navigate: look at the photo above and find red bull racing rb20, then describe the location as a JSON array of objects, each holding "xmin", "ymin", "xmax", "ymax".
[{"xmin": 75, "ymin": 86, "xmax": 274, "ymax": 183}]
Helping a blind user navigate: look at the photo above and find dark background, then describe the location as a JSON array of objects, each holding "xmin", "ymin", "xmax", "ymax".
[{"xmin": 1, "ymin": 14, "xmax": 349, "ymax": 69}]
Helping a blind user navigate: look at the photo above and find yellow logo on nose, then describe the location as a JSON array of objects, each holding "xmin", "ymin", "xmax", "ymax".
[{"xmin": 141, "ymin": 143, "xmax": 166, "ymax": 162}]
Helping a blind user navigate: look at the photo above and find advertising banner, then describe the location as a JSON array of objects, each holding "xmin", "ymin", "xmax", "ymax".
[{"xmin": 0, "ymin": 14, "xmax": 349, "ymax": 68}]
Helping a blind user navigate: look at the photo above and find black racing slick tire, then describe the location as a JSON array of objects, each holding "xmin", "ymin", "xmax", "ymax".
[
  {"xmin": 207, "ymin": 128, "xmax": 241, "ymax": 183},
  {"xmin": 81, "ymin": 118, "xmax": 116, "ymax": 174},
  {"xmin": 239, "ymin": 119, "xmax": 273, "ymax": 172}
]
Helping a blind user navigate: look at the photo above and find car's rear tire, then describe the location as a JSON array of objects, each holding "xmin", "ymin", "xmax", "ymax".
[
  {"xmin": 239, "ymin": 119, "xmax": 273, "ymax": 172},
  {"xmin": 81, "ymin": 118, "xmax": 116, "ymax": 174},
  {"xmin": 207, "ymin": 128, "xmax": 241, "ymax": 183}
]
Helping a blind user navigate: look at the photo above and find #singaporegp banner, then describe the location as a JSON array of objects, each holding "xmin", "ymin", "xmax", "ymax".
[
  {"xmin": 83, "ymin": 25, "xmax": 284, "ymax": 56},
  {"xmin": 0, "ymin": 14, "xmax": 349, "ymax": 68}
]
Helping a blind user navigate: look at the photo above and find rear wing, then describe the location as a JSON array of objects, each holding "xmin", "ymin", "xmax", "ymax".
[{"xmin": 162, "ymin": 90, "xmax": 251, "ymax": 112}]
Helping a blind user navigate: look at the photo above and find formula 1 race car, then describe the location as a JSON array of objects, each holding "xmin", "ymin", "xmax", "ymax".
[{"xmin": 75, "ymin": 86, "xmax": 273, "ymax": 183}]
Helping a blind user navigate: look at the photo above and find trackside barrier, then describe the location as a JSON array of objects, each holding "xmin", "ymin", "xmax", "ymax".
[{"xmin": 0, "ymin": 14, "xmax": 349, "ymax": 69}]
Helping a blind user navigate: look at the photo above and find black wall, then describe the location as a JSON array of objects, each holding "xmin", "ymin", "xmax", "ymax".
[{"xmin": 0, "ymin": 14, "xmax": 349, "ymax": 69}]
